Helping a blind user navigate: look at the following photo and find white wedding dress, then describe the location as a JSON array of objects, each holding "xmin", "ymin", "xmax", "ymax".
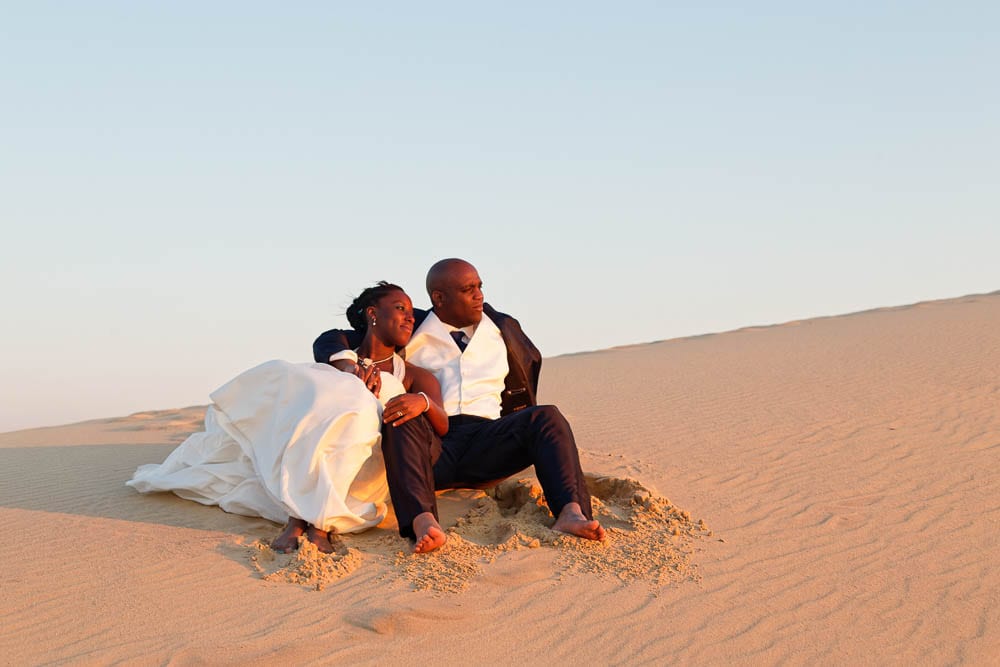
[{"xmin": 127, "ymin": 357, "xmax": 405, "ymax": 533}]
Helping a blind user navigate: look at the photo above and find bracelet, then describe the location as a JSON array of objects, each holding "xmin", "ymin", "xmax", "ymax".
[{"xmin": 417, "ymin": 391, "xmax": 431, "ymax": 413}]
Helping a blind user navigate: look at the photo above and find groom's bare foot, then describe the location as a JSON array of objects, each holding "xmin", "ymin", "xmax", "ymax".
[
  {"xmin": 271, "ymin": 517, "xmax": 307, "ymax": 553},
  {"xmin": 305, "ymin": 524, "xmax": 335, "ymax": 554},
  {"xmin": 411, "ymin": 512, "xmax": 447, "ymax": 553},
  {"xmin": 552, "ymin": 502, "xmax": 606, "ymax": 541}
]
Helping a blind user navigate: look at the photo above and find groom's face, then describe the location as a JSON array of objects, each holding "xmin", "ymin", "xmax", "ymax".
[{"xmin": 433, "ymin": 263, "xmax": 484, "ymax": 328}]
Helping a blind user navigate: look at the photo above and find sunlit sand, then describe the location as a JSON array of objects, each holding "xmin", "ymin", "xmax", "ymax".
[{"xmin": 2, "ymin": 292, "xmax": 998, "ymax": 664}]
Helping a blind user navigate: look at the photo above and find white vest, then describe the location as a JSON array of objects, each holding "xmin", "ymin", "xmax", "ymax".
[{"xmin": 405, "ymin": 311, "xmax": 508, "ymax": 419}]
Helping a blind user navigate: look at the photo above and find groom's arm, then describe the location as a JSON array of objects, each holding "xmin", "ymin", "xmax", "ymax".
[
  {"xmin": 313, "ymin": 328, "xmax": 362, "ymax": 364},
  {"xmin": 484, "ymin": 303, "xmax": 542, "ymax": 415},
  {"xmin": 313, "ymin": 307, "xmax": 428, "ymax": 363}
]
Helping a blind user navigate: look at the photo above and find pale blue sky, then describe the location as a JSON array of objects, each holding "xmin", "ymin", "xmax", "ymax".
[{"xmin": 2, "ymin": 2, "xmax": 997, "ymax": 432}]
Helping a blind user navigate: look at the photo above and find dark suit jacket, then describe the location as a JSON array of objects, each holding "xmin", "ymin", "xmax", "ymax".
[{"xmin": 312, "ymin": 303, "xmax": 541, "ymax": 416}]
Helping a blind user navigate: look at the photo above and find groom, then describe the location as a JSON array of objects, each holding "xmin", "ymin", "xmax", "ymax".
[{"xmin": 313, "ymin": 258, "xmax": 604, "ymax": 552}]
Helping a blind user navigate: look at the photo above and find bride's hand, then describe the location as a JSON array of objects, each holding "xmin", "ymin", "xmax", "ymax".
[
  {"xmin": 383, "ymin": 393, "xmax": 426, "ymax": 428},
  {"xmin": 354, "ymin": 361, "xmax": 381, "ymax": 398},
  {"xmin": 330, "ymin": 358, "xmax": 381, "ymax": 397}
]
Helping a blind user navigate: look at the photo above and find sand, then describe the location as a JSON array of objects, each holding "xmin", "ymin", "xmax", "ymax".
[{"xmin": 1, "ymin": 291, "xmax": 998, "ymax": 664}]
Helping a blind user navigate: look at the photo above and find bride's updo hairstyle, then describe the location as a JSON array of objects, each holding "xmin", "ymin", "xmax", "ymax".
[{"xmin": 346, "ymin": 281, "xmax": 405, "ymax": 332}]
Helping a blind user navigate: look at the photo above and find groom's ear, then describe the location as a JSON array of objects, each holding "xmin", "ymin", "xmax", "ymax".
[{"xmin": 430, "ymin": 289, "xmax": 444, "ymax": 308}]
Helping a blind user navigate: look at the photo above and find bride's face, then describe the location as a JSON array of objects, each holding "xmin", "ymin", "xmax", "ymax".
[{"xmin": 372, "ymin": 290, "xmax": 415, "ymax": 347}]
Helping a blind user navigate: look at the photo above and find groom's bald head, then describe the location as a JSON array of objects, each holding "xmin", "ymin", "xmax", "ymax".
[
  {"xmin": 426, "ymin": 258, "xmax": 484, "ymax": 327},
  {"xmin": 426, "ymin": 258, "xmax": 475, "ymax": 294}
]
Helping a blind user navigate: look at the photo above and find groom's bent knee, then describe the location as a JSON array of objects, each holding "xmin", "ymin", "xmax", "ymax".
[
  {"xmin": 383, "ymin": 414, "xmax": 432, "ymax": 440},
  {"xmin": 381, "ymin": 415, "xmax": 441, "ymax": 460},
  {"xmin": 531, "ymin": 404, "xmax": 567, "ymax": 423},
  {"xmin": 526, "ymin": 404, "xmax": 573, "ymax": 437}
]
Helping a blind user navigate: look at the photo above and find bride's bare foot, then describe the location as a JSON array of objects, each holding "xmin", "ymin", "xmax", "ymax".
[
  {"xmin": 411, "ymin": 511, "xmax": 447, "ymax": 554},
  {"xmin": 271, "ymin": 517, "xmax": 307, "ymax": 553},
  {"xmin": 305, "ymin": 524, "xmax": 335, "ymax": 554},
  {"xmin": 552, "ymin": 502, "xmax": 606, "ymax": 541}
]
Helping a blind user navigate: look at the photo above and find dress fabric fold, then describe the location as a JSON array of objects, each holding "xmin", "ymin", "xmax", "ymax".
[{"xmin": 127, "ymin": 359, "xmax": 404, "ymax": 533}]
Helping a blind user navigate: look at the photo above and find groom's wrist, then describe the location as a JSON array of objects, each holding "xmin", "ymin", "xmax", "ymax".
[
  {"xmin": 328, "ymin": 350, "xmax": 358, "ymax": 366},
  {"xmin": 331, "ymin": 360, "xmax": 357, "ymax": 373}
]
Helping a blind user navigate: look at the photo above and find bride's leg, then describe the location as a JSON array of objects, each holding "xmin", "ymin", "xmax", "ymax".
[
  {"xmin": 305, "ymin": 523, "xmax": 335, "ymax": 554},
  {"xmin": 271, "ymin": 517, "xmax": 307, "ymax": 552}
]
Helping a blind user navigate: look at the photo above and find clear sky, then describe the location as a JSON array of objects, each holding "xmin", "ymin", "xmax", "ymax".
[{"xmin": 2, "ymin": 2, "xmax": 997, "ymax": 432}]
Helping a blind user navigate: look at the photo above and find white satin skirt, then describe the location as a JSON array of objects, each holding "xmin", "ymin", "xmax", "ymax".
[{"xmin": 127, "ymin": 360, "xmax": 404, "ymax": 533}]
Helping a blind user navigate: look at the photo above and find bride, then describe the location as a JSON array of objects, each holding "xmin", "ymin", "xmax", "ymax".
[{"xmin": 127, "ymin": 282, "xmax": 448, "ymax": 553}]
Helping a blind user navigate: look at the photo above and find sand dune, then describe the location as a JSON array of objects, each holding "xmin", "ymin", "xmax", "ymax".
[{"xmin": 2, "ymin": 292, "xmax": 998, "ymax": 664}]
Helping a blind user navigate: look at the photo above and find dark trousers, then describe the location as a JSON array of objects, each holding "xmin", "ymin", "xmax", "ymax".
[{"xmin": 380, "ymin": 405, "xmax": 592, "ymax": 539}]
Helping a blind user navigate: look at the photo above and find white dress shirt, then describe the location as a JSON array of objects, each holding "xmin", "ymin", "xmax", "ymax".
[{"xmin": 405, "ymin": 311, "xmax": 508, "ymax": 419}]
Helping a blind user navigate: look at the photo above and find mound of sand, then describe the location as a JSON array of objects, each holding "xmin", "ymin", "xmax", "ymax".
[
  {"xmin": 248, "ymin": 475, "xmax": 711, "ymax": 594},
  {"xmin": 249, "ymin": 536, "xmax": 365, "ymax": 591}
]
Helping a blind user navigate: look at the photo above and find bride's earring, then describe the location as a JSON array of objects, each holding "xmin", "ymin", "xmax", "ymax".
[{"xmin": 371, "ymin": 317, "xmax": 377, "ymax": 328}]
